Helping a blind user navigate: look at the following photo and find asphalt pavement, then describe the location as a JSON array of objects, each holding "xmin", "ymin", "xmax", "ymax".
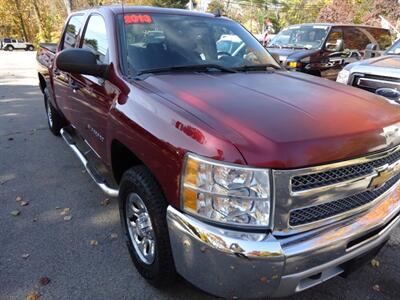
[{"xmin": 0, "ymin": 51, "xmax": 399, "ymax": 300}]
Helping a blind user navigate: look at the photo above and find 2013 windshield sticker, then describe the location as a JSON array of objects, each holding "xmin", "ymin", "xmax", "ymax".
[{"xmin": 124, "ymin": 15, "xmax": 153, "ymax": 24}]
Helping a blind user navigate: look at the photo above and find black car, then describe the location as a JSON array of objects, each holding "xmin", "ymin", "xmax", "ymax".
[{"xmin": 267, "ymin": 23, "xmax": 392, "ymax": 80}]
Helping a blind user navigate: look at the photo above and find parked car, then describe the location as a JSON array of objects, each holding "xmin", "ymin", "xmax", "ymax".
[
  {"xmin": 336, "ymin": 38, "xmax": 400, "ymax": 101},
  {"xmin": 267, "ymin": 23, "xmax": 392, "ymax": 80},
  {"xmin": 37, "ymin": 6, "xmax": 400, "ymax": 299},
  {"xmin": 1, "ymin": 38, "xmax": 34, "ymax": 51}
]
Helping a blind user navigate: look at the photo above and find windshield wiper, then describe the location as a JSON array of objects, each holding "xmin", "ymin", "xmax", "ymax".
[
  {"xmin": 135, "ymin": 64, "xmax": 237, "ymax": 76},
  {"xmin": 234, "ymin": 64, "xmax": 281, "ymax": 72}
]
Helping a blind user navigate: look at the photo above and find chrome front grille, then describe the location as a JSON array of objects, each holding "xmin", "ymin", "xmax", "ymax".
[
  {"xmin": 291, "ymin": 150, "xmax": 400, "ymax": 192},
  {"xmin": 272, "ymin": 145, "xmax": 400, "ymax": 235},
  {"xmin": 290, "ymin": 173, "xmax": 400, "ymax": 226},
  {"xmin": 352, "ymin": 73, "xmax": 400, "ymax": 93}
]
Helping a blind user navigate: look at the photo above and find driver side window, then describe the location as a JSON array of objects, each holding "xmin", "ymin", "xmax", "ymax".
[{"xmin": 81, "ymin": 15, "xmax": 109, "ymax": 64}]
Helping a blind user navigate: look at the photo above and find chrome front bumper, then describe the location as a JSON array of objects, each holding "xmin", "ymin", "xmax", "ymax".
[{"xmin": 166, "ymin": 182, "xmax": 400, "ymax": 299}]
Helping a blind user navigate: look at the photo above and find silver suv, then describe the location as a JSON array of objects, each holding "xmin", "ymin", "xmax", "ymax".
[
  {"xmin": 337, "ymin": 39, "xmax": 400, "ymax": 101},
  {"xmin": 1, "ymin": 38, "xmax": 34, "ymax": 51}
]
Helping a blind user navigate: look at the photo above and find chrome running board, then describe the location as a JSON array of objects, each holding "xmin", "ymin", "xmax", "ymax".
[{"xmin": 60, "ymin": 128, "xmax": 119, "ymax": 197}]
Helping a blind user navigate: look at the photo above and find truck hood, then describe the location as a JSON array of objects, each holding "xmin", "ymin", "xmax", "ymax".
[
  {"xmin": 346, "ymin": 55, "xmax": 400, "ymax": 79},
  {"xmin": 267, "ymin": 48, "xmax": 318, "ymax": 61},
  {"xmin": 140, "ymin": 71, "xmax": 400, "ymax": 168}
]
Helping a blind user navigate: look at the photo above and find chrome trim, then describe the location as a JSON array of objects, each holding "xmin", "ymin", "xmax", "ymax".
[
  {"xmin": 60, "ymin": 128, "xmax": 119, "ymax": 197},
  {"xmin": 166, "ymin": 182, "xmax": 400, "ymax": 298},
  {"xmin": 273, "ymin": 144, "xmax": 400, "ymax": 235},
  {"xmin": 357, "ymin": 77, "xmax": 400, "ymax": 90}
]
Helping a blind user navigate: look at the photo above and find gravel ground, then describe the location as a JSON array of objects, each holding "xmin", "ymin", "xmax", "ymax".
[{"xmin": 0, "ymin": 51, "xmax": 399, "ymax": 300}]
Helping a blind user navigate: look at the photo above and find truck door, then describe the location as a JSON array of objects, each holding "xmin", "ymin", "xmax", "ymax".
[
  {"xmin": 68, "ymin": 14, "xmax": 114, "ymax": 159},
  {"xmin": 17, "ymin": 40, "xmax": 25, "ymax": 49},
  {"xmin": 52, "ymin": 14, "xmax": 84, "ymax": 125}
]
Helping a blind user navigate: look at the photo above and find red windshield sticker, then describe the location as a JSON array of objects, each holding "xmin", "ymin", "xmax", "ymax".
[{"xmin": 124, "ymin": 15, "xmax": 153, "ymax": 24}]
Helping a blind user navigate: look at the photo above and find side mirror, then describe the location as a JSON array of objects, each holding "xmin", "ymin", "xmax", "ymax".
[
  {"xmin": 335, "ymin": 39, "xmax": 344, "ymax": 52},
  {"xmin": 326, "ymin": 39, "xmax": 344, "ymax": 52},
  {"xmin": 56, "ymin": 48, "xmax": 109, "ymax": 78},
  {"xmin": 365, "ymin": 43, "xmax": 378, "ymax": 58}
]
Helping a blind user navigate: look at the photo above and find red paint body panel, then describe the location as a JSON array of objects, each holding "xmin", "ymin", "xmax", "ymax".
[{"xmin": 37, "ymin": 6, "xmax": 400, "ymax": 209}]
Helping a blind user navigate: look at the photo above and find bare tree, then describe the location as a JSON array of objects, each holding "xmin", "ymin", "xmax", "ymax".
[
  {"xmin": 13, "ymin": 0, "xmax": 28, "ymax": 40},
  {"xmin": 63, "ymin": 0, "xmax": 73, "ymax": 14}
]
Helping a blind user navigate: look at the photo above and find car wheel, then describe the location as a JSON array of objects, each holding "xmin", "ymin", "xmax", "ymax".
[
  {"xmin": 27, "ymin": 45, "xmax": 34, "ymax": 51},
  {"xmin": 44, "ymin": 88, "xmax": 64, "ymax": 135},
  {"xmin": 6, "ymin": 45, "xmax": 13, "ymax": 51},
  {"xmin": 119, "ymin": 165, "xmax": 176, "ymax": 287}
]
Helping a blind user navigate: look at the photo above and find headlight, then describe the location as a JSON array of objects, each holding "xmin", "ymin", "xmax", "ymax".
[
  {"xmin": 287, "ymin": 61, "xmax": 301, "ymax": 68},
  {"xmin": 336, "ymin": 69, "xmax": 350, "ymax": 84},
  {"xmin": 181, "ymin": 154, "xmax": 271, "ymax": 228}
]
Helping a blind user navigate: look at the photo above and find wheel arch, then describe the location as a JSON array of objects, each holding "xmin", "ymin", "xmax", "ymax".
[
  {"xmin": 38, "ymin": 73, "xmax": 46, "ymax": 93},
  {"xmin": 111, "ymin": 139, "xmax": 145, "ymax": 184}
]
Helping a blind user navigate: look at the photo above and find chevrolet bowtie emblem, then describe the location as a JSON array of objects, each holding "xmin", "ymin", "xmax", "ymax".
[{"xmin": 369, "ymin": 162, "xmax": 400, "ymax": 190}]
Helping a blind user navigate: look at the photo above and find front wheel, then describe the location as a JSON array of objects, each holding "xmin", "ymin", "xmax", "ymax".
[
  {"xmin": 119, "ymin": 166, "xmax": 176, "ymax": 287},
  {"xmin": 27, "ymin": 45, "xmax": 34, "ymax": 51},
  {"xmin": 6, "ymin": 45, "xmax": 13, "ymax": 51},
  {"xmin": 44, "ymin": 88, "xmax": 64, "ymax": 135}
]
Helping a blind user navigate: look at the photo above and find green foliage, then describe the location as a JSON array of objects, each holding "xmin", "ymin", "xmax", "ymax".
[
  {"xmin": 207, "ymin": 0, "xmax": 225, "ymax": 14},
  {"xmin": 151, "ymin": 0, "xmax": 189, "ymax": 8}
]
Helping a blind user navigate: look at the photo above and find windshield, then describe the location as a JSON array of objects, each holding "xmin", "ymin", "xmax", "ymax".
[
  {"xmin": 119, "ymin": 13, "xmax": 279, "ymax": 75},
  {"xmin": 268, "ymin": 25, "xmax": 330, "ymax": 50},
  {"xmin": 386, "ymin": 40, "xmax": 400, "ymax": 55}
]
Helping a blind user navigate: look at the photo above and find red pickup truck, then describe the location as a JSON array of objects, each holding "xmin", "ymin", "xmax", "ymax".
[{"xmin": 37, "ymin": 6, "xmax": 400, "ymax": 299}]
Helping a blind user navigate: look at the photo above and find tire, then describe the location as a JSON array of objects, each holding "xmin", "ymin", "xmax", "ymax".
[
  {"xmin": 119, "ymin": 166, "xmax": 176, "ymax": 287},
  {"xmin": 6, "ymin": 45, "xmax": 13, "ymax": 51},
  {"xmin": 44, "ymin": 88, "xmax": 64, "ymax": 135},
  {"xmin": 27, "ymin": 45, "xmax": 34, "ymax": 51}
]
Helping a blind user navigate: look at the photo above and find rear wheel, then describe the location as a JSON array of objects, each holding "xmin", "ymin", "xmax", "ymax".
[
  {"xmin": 44, "ymin": 88, "xmax": 64, "ymax": 135},
  {"xmin": 119, "ymin": 166, "xmax": 176, "ymax": 287},
  {"xmin": 6, "ymin": 45, "xmax": 13, "ymax": 51}
]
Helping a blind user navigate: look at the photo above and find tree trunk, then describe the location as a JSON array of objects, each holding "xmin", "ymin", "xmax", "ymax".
[
  {"xmin": 13, "ymin": 0, "xmax": 28, "ymax": 41},
  {"xmin": 63, "ymin": 0, "xmax": 73, "ymax": 14}
]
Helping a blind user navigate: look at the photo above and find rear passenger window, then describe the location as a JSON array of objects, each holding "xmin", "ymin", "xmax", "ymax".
[
  {"xmin": 365, "ymin": 28, "xmax": 392, "ymax": 50},
  {"xmin": 81, "ymin": 15, "xmax": 109, "ymax": 64},
  {"xmin": 63, "ymin": 14, "xmax": 84, "ymax": 49},
  {"xmin": 343, "ymin": 27, "xmax": 370, "ymax": 50}
]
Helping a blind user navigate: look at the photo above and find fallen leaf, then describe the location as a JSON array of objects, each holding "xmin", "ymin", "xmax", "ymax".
[
  {"xmin": 60, "ymin": 208, "xmax": 70, "ymax": 216},
  {"xmin": 63, "ymin": 215, "xmax": 72, "ymax": 221},
  {"xmin": 90, "ymin": 240, "xmax": 98, "ymax": 246},
  {"xmin": 110, "ymin": 233, "xmax": 118, "ymax": 240},
  {"xmin": 100, "ymin": 198, "xmax": 111, "ymax": 207},
  {"xmin": 26, "ymin": 291, "xmax": 41, "ymax": 300},
  {"xmin": 22, "ymin": 253, "xmax": 30, "ymax": 259},
  {"xmin": 39, "ymin": 276, "xmax": 51, "ymax": 286},
  {"xmin": 20, "ymin": 201, "xmax": 29, "ymax": 207},
  {"xmin": 373, "ymin": 284, "xmax": 380, "ymax": 292},
  {"xmin": 55, "ymin": 207, "xmax": 61, "ymax": 210},
  {"xmin": 10, "ymin": 209, "xmax": 21, "ymax": 216},
  {"xmin": 8, "ymin": 137, "xmax": 14, "ymax": 141},
  {"xmin": 371, "ymin": 259, "xmax": 380, "ymax": 268},
  {"xmin": 32, "ymin": 217, "xmax": 38, "ymax": 222},
  {"xmin": 16, "ymin": 196, "xmax": 23, "ymax": 202}
]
